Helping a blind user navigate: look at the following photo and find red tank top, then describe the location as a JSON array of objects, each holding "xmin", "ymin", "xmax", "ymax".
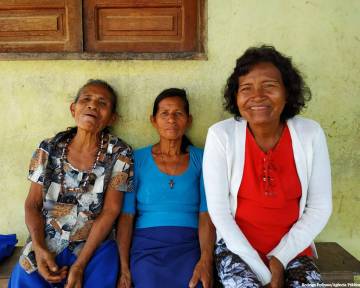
[{"xmin": 235, "ymin": 125, "xmax": 312, "ymax": 265}]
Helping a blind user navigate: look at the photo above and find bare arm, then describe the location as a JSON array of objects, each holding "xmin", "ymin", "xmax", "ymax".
[
  {"xmin": 25, "ymin": 182, "xmax": 45, "ymax": 250},
  {"xmin": 65, "ymin": 187, "xmax": 123, "ymax": 288},
  {"xmin": 198, "ymin": 212, "xmax": 216, "ymax": 266},
  {"xmin": 25, "ymin": 182, "xmax": 67, "ymax": 283},
  {"xmin": 189, "ymin": 212, "xmax": 216, "ymax": 288},
  {"xmin": 116, "ymin": 213, "xmax": 134, "ymax": 288}
]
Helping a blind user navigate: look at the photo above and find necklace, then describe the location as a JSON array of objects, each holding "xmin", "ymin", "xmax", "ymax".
[
  {"xmin": 59, "ymin": 132, "xmax": 104, "ymax": 194},
  {"xmin": 159, "ymin": 153, "xmax": 181, "ymax": 189}
]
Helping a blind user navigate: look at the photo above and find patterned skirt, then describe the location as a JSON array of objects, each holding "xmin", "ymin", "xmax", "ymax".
[{"xmin": 215, "ymin": 239, "xmax": 322, "ymax": 288}]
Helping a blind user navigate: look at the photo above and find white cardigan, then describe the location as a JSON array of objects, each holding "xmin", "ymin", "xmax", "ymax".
[{"xmin": 203, "ymin": 116, "xmax": 332, "ymax": 285}]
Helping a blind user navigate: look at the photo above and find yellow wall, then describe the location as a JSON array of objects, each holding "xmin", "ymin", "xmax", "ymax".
[{"xmin": 1, "ymin": 0, "xmax": 359, "ymax": 259}]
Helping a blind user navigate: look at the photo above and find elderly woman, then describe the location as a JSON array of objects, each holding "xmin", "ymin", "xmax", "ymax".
[
  {"xmin": 117, "ymin": 88, "xmax": 215, "ymax": 288},
  {"xmin": 9, "ymin": 79, "xmax": 133, "ymax": 288},
  {"xmin": 203, "ymin": 46, "xmax": 332, "ymax": 287}
]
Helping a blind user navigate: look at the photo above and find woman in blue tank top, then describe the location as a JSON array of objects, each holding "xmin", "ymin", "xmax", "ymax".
[{"xmin": 117, "ymin": 88, "xmax": 215, "ymax": 288}]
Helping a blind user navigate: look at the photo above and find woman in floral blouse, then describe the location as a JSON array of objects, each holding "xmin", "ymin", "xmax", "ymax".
[{"xmin": 9, "ymin": 79, "xmax": 133, "ymax": 288}]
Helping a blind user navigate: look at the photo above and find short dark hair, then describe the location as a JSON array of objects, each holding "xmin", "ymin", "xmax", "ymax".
[
  {"xmin": 152, "ymin": 88, "xmax": 189, "ymax": 117},
  {"xmin": 224, "ymin": 45, "xmax": 311, "ymax": 121},
  {"xmin": 75, "ymin": 79, "xmax": 118, "ymax": 113},
  {"xmin": 153, "ymin": 88, "xmax": 192, "ymax": 153}
]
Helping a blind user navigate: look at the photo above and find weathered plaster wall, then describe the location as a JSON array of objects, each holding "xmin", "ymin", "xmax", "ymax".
[{"xmin": 1, "ymin": 0, "xmax": 359, "ymax": 259}]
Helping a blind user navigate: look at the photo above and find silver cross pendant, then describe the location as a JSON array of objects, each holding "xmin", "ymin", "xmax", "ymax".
[{"xmin": 169, "ymin": 179, "xmax": 175, "ymax": 189}]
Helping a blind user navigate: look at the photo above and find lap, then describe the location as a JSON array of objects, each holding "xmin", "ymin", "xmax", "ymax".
[
  {"xmin": 8, "ymin": 262, "xmax": 54, "ymax": 288},
  {"xmin": 285, "ymin": 256, "xmax": 322, "ymax": 287},
  {"xmin": 214, "ymin": 240, "xmax": 261, "ymax": 288},
  {"xmin": 214, "ymin": 239, "xmax": 322, "ymax": 288},
  {"xmin": 83, "ymin": 240, "xmax": 119, "ymax": 288},
  {"xmin": 9, "ymin": 240, "xmax": 119, "ymax": 288},
  {"xmin": 130, "ymin": 226, "xmax": 201, "ymax": 288}
]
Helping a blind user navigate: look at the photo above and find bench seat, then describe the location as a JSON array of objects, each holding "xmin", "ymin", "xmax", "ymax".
[{"xmin": 1, "ymin": 243, "xmax": 359, "ymax": 287}]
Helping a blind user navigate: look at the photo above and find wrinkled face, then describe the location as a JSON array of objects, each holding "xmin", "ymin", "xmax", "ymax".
[
  {"xmin": 236, "ymin": 62, "xmax": 286, "ymax": 127},
  {"xmin": 70, "ymin": 84, "xmax": 117, "ymax": 134},
  {"xmin": 151, "ymin": 96, "xmax": 192, "ymax": 141}
]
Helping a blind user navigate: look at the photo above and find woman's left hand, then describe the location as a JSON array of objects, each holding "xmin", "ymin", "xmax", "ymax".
[
  {"xmin": 117, "ymin": 267, "xmax": 132, "ymax": 288},
  {"xmin": 65, "ymin": 264, "xmax": 84, "ymax": 288},
  {"xmin": 188, "ymin": 259, "xmax": 213, "ymax": 288}
]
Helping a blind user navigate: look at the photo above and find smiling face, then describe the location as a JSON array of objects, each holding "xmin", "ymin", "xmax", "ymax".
[
  {"xmin": 70, "ymin": 84, "xmax": 117, "ymax": 134},
  {"xmin": 151, "ymin": 96, "xmax": 192, "ymax": 141},
  {"xmin": 236, "ymin": 62, "xmax": 287, "ymax": 127}
]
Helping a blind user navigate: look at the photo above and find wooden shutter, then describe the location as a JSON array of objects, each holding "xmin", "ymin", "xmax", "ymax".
[
  {"xmin": 0, "ymin": 0, "xmax": 82, "ymax": 52},
  {"xmin": 84, "ymin": 0, "xmax": 198, "ymax": 52}
]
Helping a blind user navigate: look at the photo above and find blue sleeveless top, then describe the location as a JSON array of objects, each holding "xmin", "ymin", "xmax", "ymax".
[{"xmin": 122, "ymin": 145, "xmax": 207, "ymax": 228}]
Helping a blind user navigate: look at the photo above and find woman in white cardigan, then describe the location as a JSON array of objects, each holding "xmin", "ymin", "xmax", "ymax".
[{"xmin": 203, "ymin": 46, "xmax": 332, "ymax": 288}]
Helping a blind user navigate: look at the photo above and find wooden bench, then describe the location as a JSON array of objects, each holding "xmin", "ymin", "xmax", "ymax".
[
  {"xmin": 1, "ymin": 243, "xmax": 360, "ymax": 287},
  {"xmin": 0, "ymin": 246, "xmax": 22, "ymax": 288},
  {"xmin": 315, "ymin": 242, "xmax": 360, "ymax": 284}
]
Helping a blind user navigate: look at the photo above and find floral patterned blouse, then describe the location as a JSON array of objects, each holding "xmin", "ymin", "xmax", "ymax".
[{"xmin": 19, "ymin": 131, "xmax": 133, "ymax": 273}]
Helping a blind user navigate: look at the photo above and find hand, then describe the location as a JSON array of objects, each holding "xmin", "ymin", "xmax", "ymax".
[
  {"xmin": 189, "ymin": 259, "xmax": 213, "ymax": 288},
  {"xmin": 268, "ymin": 256, "xmax": 284, "ymax": 288},
  {"xmin": 65, "ymin": 264, "xmax": 84, "ymax": 288},
  {"xmin": 117, "ymin": 268, "xmax": 132, "ymax": 288},
  {"xmin": 34, "ymin": 247, "xmax": 68, "ymax": 283}
]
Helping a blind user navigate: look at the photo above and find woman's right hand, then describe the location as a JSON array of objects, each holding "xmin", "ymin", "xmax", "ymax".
[
  {"xmin": 117, "ymin": 268, "xmax": 132, "ymax": 288},
  {"xmin": 268, "ymin": 256, "xmax": 284, "ymax": 288},
  {"xmin": 34, "ymin": 246, "xmax": 68, "ymax": 283}
]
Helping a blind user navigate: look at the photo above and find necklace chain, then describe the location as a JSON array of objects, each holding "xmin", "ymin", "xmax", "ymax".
[
  {"xmin": 59, "ymin": 132, "xmax": 104, "ymax": 194},
  {"xmin": 159, "ymin": 153, "xmax": 181, "ymax": 189}
]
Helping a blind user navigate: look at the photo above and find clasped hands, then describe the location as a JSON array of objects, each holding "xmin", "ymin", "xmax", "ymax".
[
  {"xmin": 35, "ymin": 247, "xmax": 84, "ymax": 288},
  {"xmin": 264, "ymin": 256, "xmax": 285, "ymax": 288}
]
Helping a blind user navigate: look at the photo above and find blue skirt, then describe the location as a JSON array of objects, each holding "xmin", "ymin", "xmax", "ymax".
[
  {"xmin": 130, "ymin": 226, "xmax": 202, "ymax": 288},
  {"xmin": 8, "ymin": 240, "xmax": 119, "ymax": 288}
]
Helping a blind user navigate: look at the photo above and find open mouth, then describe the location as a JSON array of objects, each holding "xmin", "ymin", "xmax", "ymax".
[{"xmin": 84, "ymin": 113, "xmax": 97, "ymax": 119}]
